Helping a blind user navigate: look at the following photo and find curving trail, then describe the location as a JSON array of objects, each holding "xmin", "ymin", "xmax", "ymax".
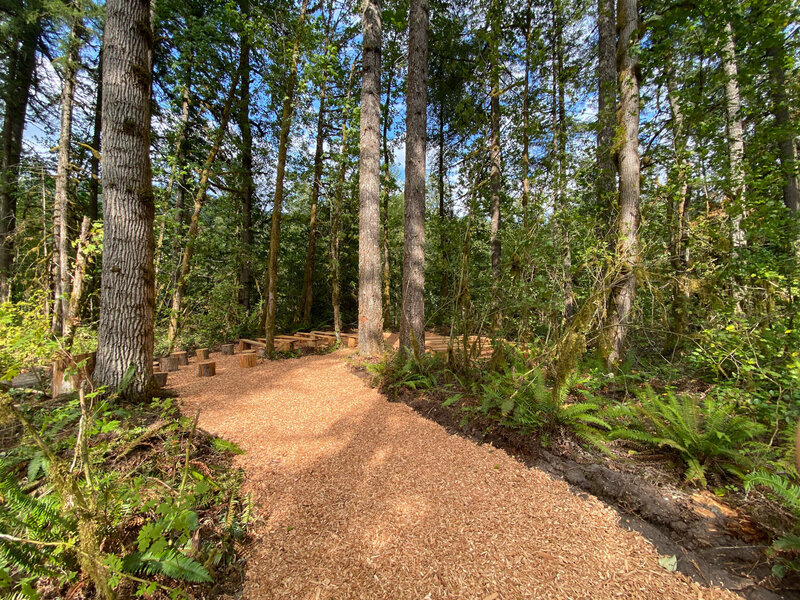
[{"xmin": 170, "ymin": 351, "xmax": 740, "ymax": 600}]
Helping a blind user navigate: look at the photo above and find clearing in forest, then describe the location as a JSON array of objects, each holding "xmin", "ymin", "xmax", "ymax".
[{"xmin": 169, "ymin": 351, "xmax": 740, "ymax": 599}]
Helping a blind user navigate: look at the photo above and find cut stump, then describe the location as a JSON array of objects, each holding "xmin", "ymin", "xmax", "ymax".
[
  {"xmin": 160, "ymin": 356, "xmax": 179, "ymax": 372},
  {"xmin": 153, "ymin": 371, "xmax": 168, "ymax": 387},
  {"xmin": 198, "ymin": 361, "xmax": 216, "ymax": 377},
  {"xmin": 221, "ymin": 344, "xmax": 235, "ymax": 355},
  {"xmin": 196, "ymin": 348, "xmax": 209, "ymax": 361},
  {"xmin": 172, "ymin": 351, "xmax": 189, "ymax": 366},
  {"xmin": 238, "ymin": 353, "xmax": 257, "ymax": 368}
]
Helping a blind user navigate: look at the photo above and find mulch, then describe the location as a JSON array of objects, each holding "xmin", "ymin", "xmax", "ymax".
[{"xmin": 168, "ymin": 350, "xmax": 741, "ymax": 599}]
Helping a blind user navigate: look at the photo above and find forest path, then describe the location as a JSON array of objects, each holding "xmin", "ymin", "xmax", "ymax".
[{"xmin": 169, "ymin": 350, "xmax": 739, "ymax": 600}]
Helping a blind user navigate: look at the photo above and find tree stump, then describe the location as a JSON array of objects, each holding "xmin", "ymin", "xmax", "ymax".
[
  {"xmin": 160, "ymin": 356, "xmax": 179, "ymax": 372},
  {"xmin": 153, "ymin": 371, "xmax": 168, "ymax": 388},
  {"xmin": 172, "ymin": 351, "xmax": 189, "ymax": 366},
  {"xmin": 198, "ymin": 361, "xmax": 216, "ymax": 377},
  {"xmin": 238, "ymin": 352, "xmax": 257, "ymax": 368},
  {"xmin": 51, "ymin": 351, "xmax": 97, "ymax": 397},
  {"xmin": 196, "ymin": 348, "xmax": 209, "ymax": 361},
  {"xmin": 221, "ymin": 344, "xmax": 234, "ymax": 355}
]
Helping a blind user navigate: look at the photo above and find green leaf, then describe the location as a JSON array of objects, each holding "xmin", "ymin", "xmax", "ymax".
[{"xmin": 658, "ymin": 555, "xmax": 677, "ymax": 572}]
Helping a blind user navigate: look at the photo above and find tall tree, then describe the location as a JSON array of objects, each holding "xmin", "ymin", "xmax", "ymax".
[
  {"xmin": 94, "ymin": 0, "xmax": 156, "ymax": 400},
  {"xmin": 238, "ymin": 0, "xmax": 254, "ymax": 310},
  {"xmin": 88, "ymin": 48, "xmax": 102, "ymax": 221},
  {"xmin": 399, "ymin": 0, "xmax": 429, "ymax": 355},
  {"xmin": 358, "ymin": 0, "xmax": 384, "ymax": 355},
  {"xmin": 166, "ymin": 70, "xmax": 240, "ymax": 351},
  {"xmin": 52, "ymin": 4, "xmax": 83, "ymax": 335},
  {"xmin": 721, "ymin": 21, "xmax": 746, "ymax": 250},
  {"xmin": 0, "ymin": 3, "xmax": 40, "ymax": 302},
  {"xmin": 605, "ymin": 0, "xmax": 640, "ymax": 365},
  {"xmin": 596, "ymin": 0, "xmax": 616, "ymax": 216},
  {"xmin": 488, "ymin": 0, "xmax": 502, "ymax": 331},
  {"xmin": 263, "ymin": 0, "xmax": 309, "ymax": 352}
]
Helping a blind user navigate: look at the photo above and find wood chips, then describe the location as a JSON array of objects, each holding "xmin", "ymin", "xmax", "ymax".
[{"xmin": 169, "ymin": 351, "xmax": 742, "ymax": 600}]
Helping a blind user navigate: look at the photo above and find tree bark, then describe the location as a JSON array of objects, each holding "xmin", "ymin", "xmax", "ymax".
[
  {"xmin": 597, "ymin": 0, "xmax": 616, "ymax": 217},
  {"xmin": 52, "ymin": 10, "xmax": 82, "ymax": 335},
  {"xmin": 64, "ymin": 216, "xmax": 92, "ymax": 348},
  {"xmin": 399, "ymin": 0, "xmax": 429, "ymax": 356},
  {"xmin": 381, "ymin": 60, "xmax": 394, "ymax": 328},
  {"xmin": 722, "ymin": 22, "xmax": 746, "ymax": 250},
  {"xmin": 488, "ymin": 0, "xmax": 502, "ymax": 331},
  {"xmin": 88, "ymin": 49, "xmax": 102, "ymax": 221},
  {"xmin": 331, "ymin": 59, "xmax": 357, "ymax": 340},
  {"xmin": 0, "ymin": 4, "xmax": 39, "ymax": 303},
  {"xmin": 167, "ymin": 69, "xmax": 241, "ymax": 352},
  {"xmin": 300, "ymin": 79, "xmax": 326, "ymax": 326},
  {"xmin": 238, "ymin": 0, "xmax": 254, "ymax": 309},
  {"xmin": 169, "ymin": 80, "xmax": 192, "ymax": 287},
  {"xmin": 438, "ymin": 99, "xmax": 449, "ymax": 309},
  {"xmin": 766, "ymin": 43, "xmax": 799, "ymax": 214},
  {"xmin": 605, "ymin": 0, "xmax": 640, "ymax": 366},
  {"xmin": 263, "ymin": 0, "xmax": 308, "ymax": 352},
  {"xmin": 94, "ymin": 0, "xmax": 156, "ymax": 401},
  {"xmin": 358, "ymin": 0, "xmax": 385, "ymax": 355},
  {"xmin": 521, "ymin": 0, "xmax": 533, "ymax": 229},
  {"xmin": 664, "ymin": 66, "xmax": 691, "ymax": 353}
]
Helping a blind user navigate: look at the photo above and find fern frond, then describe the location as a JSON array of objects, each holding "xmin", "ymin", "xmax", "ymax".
[{"xmin": 122, "ymin": 549, "xmax": 213, "ymax": 583}]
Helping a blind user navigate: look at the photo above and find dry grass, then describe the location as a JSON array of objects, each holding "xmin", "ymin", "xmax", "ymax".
[{"xmin": 168, "ymin": 350, "xmax": 741, "ymax": 599}]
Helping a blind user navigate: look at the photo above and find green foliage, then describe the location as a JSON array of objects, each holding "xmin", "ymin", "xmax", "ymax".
[
  {"xmin": 0, "ymin": 391, "xmax": 249, "ymax": 597},
  {"xmin": 745, "ymin": 470, "xmax": 800, "ymax": 577},
  {"xmin": 611, "ymin": 387, "xmax": 766, "ymax": 486},
  {"xmin": 0, "ymin": 297, "xmax": 59, "ymax": 383}
]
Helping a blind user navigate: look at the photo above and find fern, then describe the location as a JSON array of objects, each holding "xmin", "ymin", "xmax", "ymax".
[
  {"xmin": 122, "ymin": 550, "xmax": 213, "ymax": 583},
  {"xmin": 745, "ymin": 470, "xmax": 800, "ymax": 514},
  {"xmin": 610, "ymin": 387, "xmax": 765, "ymax": 486}
]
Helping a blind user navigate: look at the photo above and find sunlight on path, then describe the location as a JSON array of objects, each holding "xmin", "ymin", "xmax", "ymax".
[{"xmin": 170, "ymin": 351, "xmax": 740, "ymax": 600}]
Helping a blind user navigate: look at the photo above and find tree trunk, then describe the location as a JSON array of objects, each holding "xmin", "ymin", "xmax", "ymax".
[
  {"xmin": 399, "ymin": 0, "xmax": 429, "ymax": 356},
  {"xmin": 64, "ymin": 216, "xmax": 92, "ymax": 349},
  {"xmin": 488, "ymin": 0, "xmax": 502, "ymax": 332},
  {"xmin": 381, "ymin": 62, "xmax": 394, "ymax": 328},
  {"xmin": 521, "ymin": 0, "xmax": 532, "ymax": 229},
  {"xmin": 664, "ymin": 67, "xmax": 691, "ymax": 353},
  {"xmin": 167, "ymin": 70, "xmax": 241, "ymax": 352},
  {"xmin": 238, "ymin": 0, "xmax": 254, "ymax": 309},
  {"xmin": 300, "ymin": 80, "xmax": 326, "ymax": 327},
  {"xmin": 0, "ymin": 7, "xmax": 39, "ymax": 303},
  {"xmin": 263, "ymin": 0, "xmax": 308, "ymax": 353},
  {"xmin": 553, "ymin": 0, "xmax": 574, "ymax": 322},
  {"xmin": 766, "ymin": 43, "xmax": 799, "ymax": 214},
  {"xmin": 358, "ymin": 0, "xmax": 385, "ymax": 355},
  {"xmin": 94, "ymin": 0, "xmax": 156, "ymax": 401},
  {"xmin": 605, "ymin": 0, "xmax": 640, "ymax": 366},
  {"xmin": 331, "ymin": 59, "xmax": 357, "ymax": 340},
  {"xmin": 52, "ymin": 12, "xmax": 82, "ymax": 336},
  {"xmin": 89, "ymin": 49, "xmax": 102, "ymax": 221},
  {"xmin": 438, "ymin": 99, "xmax": 449, "ymax": 310},
  {"xmin": 597, "ymin": 0, "xmax": 616, "ymax": 218},
  {"xmin": 169, "ymin": 80, "xmax": 192, "ymax": 287},
  {"xmin": 722, "ymin": 22, "xmax": 746, "ymax": 250}
]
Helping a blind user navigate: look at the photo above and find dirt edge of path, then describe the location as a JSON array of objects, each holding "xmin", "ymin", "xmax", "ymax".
[{"xmin": 357, "ymin": 369, "xmax": 792, "ymax": 600}]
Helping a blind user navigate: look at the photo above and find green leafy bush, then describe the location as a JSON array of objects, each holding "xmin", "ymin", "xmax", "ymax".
[{"xmin": 610, "ymin": 387, "xmax": 766, "ymax": 486}]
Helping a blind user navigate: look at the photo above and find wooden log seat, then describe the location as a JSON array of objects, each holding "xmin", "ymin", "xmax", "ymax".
[
  {"xmin": 220, "ymin": 344, "xmax": 235, "ymax": 355},
  {"xmin": 171, "ymin": 350, "xmax": 189, "ymax": 366},
  {"xmin": 198, "ymin": 361, "xmax": 216, "ymax": 377},
  {"xmin": 160, "ymin": 356, "xmax": 179, "ymax": 372},
  {"xmin": 196, "ymin": 348, "xmax": 209, "ymax": 361},
  {"xmin": 238, "ymin": 352, "xmax": 257, "ymax": 368},
  {"xmin": 153, "ymin": 371, "xmax": 168, "ymax": 387}
]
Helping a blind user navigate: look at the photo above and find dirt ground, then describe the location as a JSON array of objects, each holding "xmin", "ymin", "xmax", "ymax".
[{"xmin": 168, "ymin": 350, "xmax": 742, "ymax": 599}]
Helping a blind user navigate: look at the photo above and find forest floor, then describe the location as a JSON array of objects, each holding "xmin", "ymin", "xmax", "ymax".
[{"xmin": 167, "ymin": 349, "xmax": 747, "ymax": 600}]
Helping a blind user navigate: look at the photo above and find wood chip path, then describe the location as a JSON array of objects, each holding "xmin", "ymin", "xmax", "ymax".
[{"xmin": 169, "ymin": 351, "xmax": 741, "ymax": 600}]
